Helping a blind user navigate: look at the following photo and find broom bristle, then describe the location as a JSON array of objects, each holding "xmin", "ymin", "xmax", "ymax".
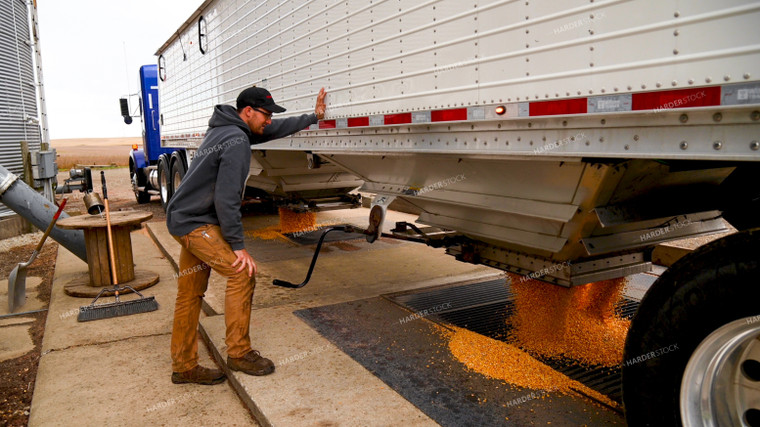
[{"xmin": 78, "ymin": 297, "xmax": 159, "ymax": 322}]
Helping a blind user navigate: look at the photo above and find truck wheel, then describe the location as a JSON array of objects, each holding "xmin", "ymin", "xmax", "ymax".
[
  {"xmin": 622, "ymin": 228, "xmax": 760, "ymax": 426},
  {"xmin": 158, "ymin": 155, "xmax": 172, "ymax": 211},
  {"xmin": 170, "ymin": 156, "xmax": 186, "ymax": 195},
  {"xmin": 129, "ymin": 161, "xmax": 151, "ymax": 204}
]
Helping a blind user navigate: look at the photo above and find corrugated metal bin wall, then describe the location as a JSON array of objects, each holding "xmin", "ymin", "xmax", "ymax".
[{"xmin": 0, "ymin": 0, "xmax": 42, "ymax": 218}]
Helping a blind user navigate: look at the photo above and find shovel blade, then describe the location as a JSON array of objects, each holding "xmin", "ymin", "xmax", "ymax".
[{"xmin": 7, "ymin": 265, "xmax": 26, "ymax": 313}]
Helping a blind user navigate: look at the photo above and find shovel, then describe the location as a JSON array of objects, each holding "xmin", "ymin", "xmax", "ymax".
[{"xmin": 8, "ymin": 198, "xmax": 67, "ymax": 313}]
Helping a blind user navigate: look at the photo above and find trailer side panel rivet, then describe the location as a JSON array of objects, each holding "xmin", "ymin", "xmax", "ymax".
[
  {"xmin": 679, "ymin": 114, "xmax": 688, "ymax": 123},
  {"xmin": 713, "ymin": 141, "xmax": 722, "ymax": 150},
  {"xmin": 751, "ymin": 111, "xmax": 760, "ymax": 121},
  {"xmin": 713, "ymin": 112, "xmax": 722, "ymax": 122},
  {"xmin": 751, "ymin": 141, "xmax": 760, "ymax": 151},
  {"xmin": 680, "ymin": 141, "xmax": 688, "ymax": 150}
]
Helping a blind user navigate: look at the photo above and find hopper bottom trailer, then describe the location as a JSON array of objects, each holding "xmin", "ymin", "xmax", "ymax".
[{"xmin": 264, "ymin": 87, "xmax": 760, "ymax": 426}]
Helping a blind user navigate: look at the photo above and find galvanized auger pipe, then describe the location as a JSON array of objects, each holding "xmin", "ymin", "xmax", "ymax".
[{"xmin": 0, "ymin": 164, "xmax": 87, "ymax": 261}]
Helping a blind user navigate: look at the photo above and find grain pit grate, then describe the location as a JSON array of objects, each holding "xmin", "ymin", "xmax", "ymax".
[{"xmin": 386, "ymin": 274, "xmax": 656, "ymax": 406}]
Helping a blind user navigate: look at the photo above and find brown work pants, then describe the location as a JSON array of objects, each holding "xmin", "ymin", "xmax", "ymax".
[{"xmin": 171, "ymin": 224, "xmax": 254, "ymax": 373}]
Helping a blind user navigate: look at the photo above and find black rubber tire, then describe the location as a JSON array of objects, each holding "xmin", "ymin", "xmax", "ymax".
[
  {"xmin": 157, "ymin": 155, "xmax": 172, "ymax": 211},
  {"xmin": 130, "ymin": 161, "xmax": 151, "ymax": 204},
  {"xmin": 622, "ymin": 228, "xmax": 760, "ymax": 426},
  {"xmin": 170, "ymin": 156, "xmax": 186, "ymax": 195}
]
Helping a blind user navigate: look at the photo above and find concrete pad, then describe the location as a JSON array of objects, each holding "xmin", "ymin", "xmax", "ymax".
[
  {"xmin": 250, "ymin": 244, "xmax": 496, "ymax": 311},
  {"xmin": 200, "ymin": 305, "xmax": 437, "ymax": 427},
  {"xmin": 148, "ymin": 208, "xmax": 495, "ymax": 316},
  {"xmin": 0, "ymin": 317, "xmax": 36, "ymax": 327},
  {"xmin": 0, "ymin": 324, "xmax": 34, "ymax": 362},
  {"xmin": 28, "ymin": 333, "xmax": 255, "ymax": 426},
  {"xmin": 41, "ymin": 230, "xmax": 177, "ymax": 352},
  {"xmin": 145, "ymin": 221, "xmax": 179, "ymax": 272},
  {"xmin": 0, "ymin": 277, "xmax": 44, "ymax": 315}
]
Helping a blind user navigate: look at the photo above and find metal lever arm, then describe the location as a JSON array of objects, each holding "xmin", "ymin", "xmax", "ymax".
[{"xmin": 272, "ymin": 225, "xmax": 363, "ymax": 289}]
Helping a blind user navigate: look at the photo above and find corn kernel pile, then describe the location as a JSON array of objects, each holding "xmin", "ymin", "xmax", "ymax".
[
  {"xmin": 507, "ymin": 273, "xmax": 630, "ymax": 367},
  {"xmin": 278, "ymin": 207, "xmax": 316, "ymax": 234},
  {"xmin": 445, "ymin": 325, "xmax": 618, "ymax": 408},
  {"xmin": 247, "ymin": 225, "xmax": 290, "ymax": 242},
  {"xmin": 248, "ymin": 208, "xmax": 318, "ymax": 241}
]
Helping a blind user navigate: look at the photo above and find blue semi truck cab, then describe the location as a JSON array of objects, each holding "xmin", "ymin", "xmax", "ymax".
[{"xmin": 122, "ymin": 65, "xmax": 189, "ymax": 208}]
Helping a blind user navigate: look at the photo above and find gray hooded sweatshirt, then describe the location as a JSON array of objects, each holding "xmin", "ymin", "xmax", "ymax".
[{"xmin": 166, "ymin": 104, "xmax": 317, "ymax": 250}]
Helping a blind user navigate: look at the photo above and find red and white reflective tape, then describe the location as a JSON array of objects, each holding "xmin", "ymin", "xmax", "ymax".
[{"xmin": 307, "ymin": 82, "xmax": 760, "ymax": 131}]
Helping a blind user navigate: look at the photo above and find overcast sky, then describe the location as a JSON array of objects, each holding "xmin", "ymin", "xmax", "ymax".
[{"xmin": 37, "ymin": 0, "xmax": 201, "ymax": 140}]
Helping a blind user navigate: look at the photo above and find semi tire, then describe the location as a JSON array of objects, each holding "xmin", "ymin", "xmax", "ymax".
[
  {"xmin": 157, "ymin": 154, "xmax": 172, "ymax": 211},
  {"xmin": 129, "ymin": 160, "xmax": 151, "ymax": 204},
  {"xmin": 170, "ymin": 153, "xmax": 186, "ymax": 195},
  {"xmin": 622, "ymin": 228, "xmax": 760, "ymax": 426}
]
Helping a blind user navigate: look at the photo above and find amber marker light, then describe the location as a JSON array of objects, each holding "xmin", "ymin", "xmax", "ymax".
[
  {"xmin": 132, "ymin": 144, "xmax": 139, "ymax": 151},
  {"xmin": 495, "ymin": 106, "xmax": 507, "ymax": 115}
]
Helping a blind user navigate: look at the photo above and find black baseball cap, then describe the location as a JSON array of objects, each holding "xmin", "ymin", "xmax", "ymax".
[{"xmin": 236, "ymin": 87, "xmax": 286, "ymax": 113}]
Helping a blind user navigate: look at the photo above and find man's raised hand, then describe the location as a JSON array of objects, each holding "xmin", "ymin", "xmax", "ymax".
[{"xmin": 315, "ymin": 88, "xmax": 327, "ymax": 120}]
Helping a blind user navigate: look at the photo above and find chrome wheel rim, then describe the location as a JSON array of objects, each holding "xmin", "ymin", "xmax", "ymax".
[
  {"xmin": 681, "ymin": 317, "xmax": 760, "ymax": 427},
  {"xmin": 173, "ymin": 169, "xmax": 182, "ymax": 193},
  {"xmin": 159, "ymin": 167, "xmax": 169, "ymax": 202}
]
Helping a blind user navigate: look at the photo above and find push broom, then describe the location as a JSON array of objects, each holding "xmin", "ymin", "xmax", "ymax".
[{"xmin": 77, "ymin": 172, "xmax": 158, "ymax": 322}]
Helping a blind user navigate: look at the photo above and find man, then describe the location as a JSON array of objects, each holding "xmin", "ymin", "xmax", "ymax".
[{"xmin": 166, "ymin": 87, "xmax": 326, "ymax": 385}]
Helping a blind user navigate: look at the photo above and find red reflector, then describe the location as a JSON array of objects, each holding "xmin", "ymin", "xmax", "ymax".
[
  {"xmin": 319, "ymin": 120, "xmax": 337, "ymax": 129},
  {"xmin": 431, "ymin": 108, "xmax": 467, "ymax": 122},
  {"xmin": 530, "ymin": 98, "xmax": 587, "ymax": 116},
  {"xmin": 348, "ymin": 117, "xmax": 369, "ymax": 127},
  {"xmin": 495, "ymin": 106, "xmax": 506, "ymax": 115},
  {"xmin": 384, "ymin": 113, "xmax": 412, "ymax": 125},
  {"xmin": 132, "ymin": 144, "xmax": 139, "ymax": 151},
  {"xmin": 632, "ymin": 87, "xmax": 721, "ymax": 111}
]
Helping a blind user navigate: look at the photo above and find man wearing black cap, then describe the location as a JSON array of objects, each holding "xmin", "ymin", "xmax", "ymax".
[{"xmin": 166, "ymin": 87, "xmax": 326, "ymax": 385}]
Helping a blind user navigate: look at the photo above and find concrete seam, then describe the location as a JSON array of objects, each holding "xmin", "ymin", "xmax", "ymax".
[
  {"xmin": 41, "ymin": 332, "xmax": 171, "ymax": 356},
  {"xmin": 198, "ymin": 322, "xmax": 273, "ymax": 427}
]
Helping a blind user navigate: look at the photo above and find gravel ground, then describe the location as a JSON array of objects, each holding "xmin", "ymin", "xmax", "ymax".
[{"xmin": 54, "ymin": 167, "xmax": 166, "ymax": 222}]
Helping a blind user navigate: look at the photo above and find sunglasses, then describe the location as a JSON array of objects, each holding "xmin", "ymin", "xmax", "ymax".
[{"xmin": 252, "ymin": 108, "xmax": 273, "ymax": 119}]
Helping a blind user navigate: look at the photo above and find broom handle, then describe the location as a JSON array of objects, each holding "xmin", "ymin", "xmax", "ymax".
[{"xmin": 101, "ymin": 172, "xmax": 118, "ymax": 286}]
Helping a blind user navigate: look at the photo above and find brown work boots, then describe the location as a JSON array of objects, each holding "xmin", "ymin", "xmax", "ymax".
[
  {"xmin": 227, "ymin": 350, "xmax": 275, "ymax": 376},
  {"xmin": 171, "ymin": 365, "xmax": 226, "ymax": 385}
]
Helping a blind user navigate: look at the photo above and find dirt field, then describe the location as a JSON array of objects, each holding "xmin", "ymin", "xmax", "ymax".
[
  {"xmin": 0, "ymin": 164, "xmax": 165, "ymax": 426},
  {"xmin": 51, "ymin": 137, "xmax": 141, "ymax": 170}
]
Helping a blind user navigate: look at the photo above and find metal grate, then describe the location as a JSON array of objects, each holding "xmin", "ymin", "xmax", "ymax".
[{"xmin": 387, "ymin": 274, "xmax": 656, "ymax": 405}]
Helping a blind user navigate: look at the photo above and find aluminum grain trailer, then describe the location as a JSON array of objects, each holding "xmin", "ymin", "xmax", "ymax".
[
  {"xmin": 158, "ymin": 0, "xmax": 760, "ymax": 425},
  {"xmin": 153, "ymin": 5, "xmax": 363, "ymax": 212}
]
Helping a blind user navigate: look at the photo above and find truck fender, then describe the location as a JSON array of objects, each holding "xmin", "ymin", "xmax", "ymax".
[{"xmin": 130, "ymin": 148, "xmax": 148, "ymax": 170}]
